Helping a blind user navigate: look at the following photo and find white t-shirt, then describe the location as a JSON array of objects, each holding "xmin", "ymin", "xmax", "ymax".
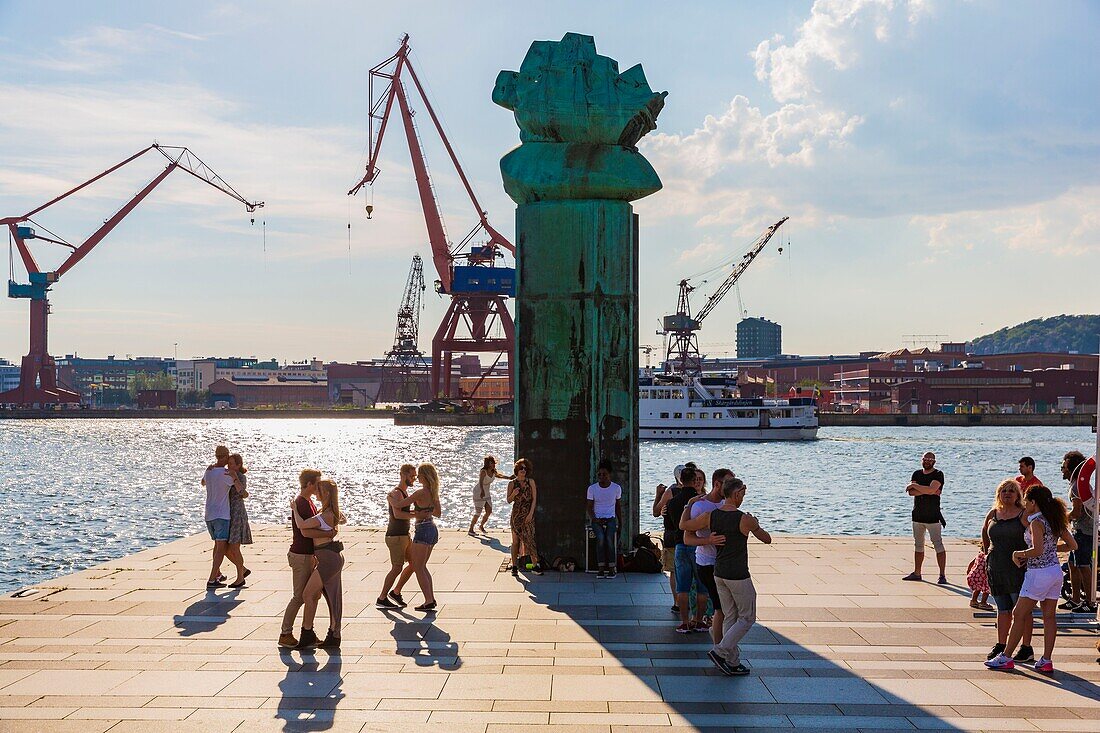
[
  {"xmin": 587, "ymin": 481, "xmax": 622, "ymax": 519},
  {"xmin": 203, "ymin": 466, "xmax": 233, "ymax": 521},
  {"xmin": 690, "ymin": 498, "xmax": 721, "ymax": 566}
]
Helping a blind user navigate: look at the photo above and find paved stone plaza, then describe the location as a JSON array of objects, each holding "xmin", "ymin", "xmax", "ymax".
[{"xmin": 0, "ymin": 528, "xmax": 1097, "ymax": 732}]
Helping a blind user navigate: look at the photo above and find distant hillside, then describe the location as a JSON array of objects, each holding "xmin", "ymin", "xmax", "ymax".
[{"xmin": 968, "ymin": 315, "xmax": 1100, "ymax": 355}]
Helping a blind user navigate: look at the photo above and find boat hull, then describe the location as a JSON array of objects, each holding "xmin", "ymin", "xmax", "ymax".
[{"xmin": 640, "ymin": 425, "xmax": 819, "ymax": 441}]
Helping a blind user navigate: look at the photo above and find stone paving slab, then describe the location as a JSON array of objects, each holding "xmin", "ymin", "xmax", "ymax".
[{"xmin": 0, "ymin": 527, "xmax": 1097, "ymax": 732}]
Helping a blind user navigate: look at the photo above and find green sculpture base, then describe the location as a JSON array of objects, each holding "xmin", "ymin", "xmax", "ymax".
[
  {"xmin": 496, "ymin": 32, "xmax": 665, "ymax": 564},
  {"xmin": 515, "ymin": 200, "xmax": 639, "ymax": 559}
]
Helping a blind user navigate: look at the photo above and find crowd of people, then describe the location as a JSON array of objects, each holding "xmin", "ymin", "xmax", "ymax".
[
  {"xmin": 198, "ymin": 442, "xmax": 1096, "ymax": 673},
  {"xmin": 899, "ymin": 449, "xmax": 1096, "ymax": 674}
]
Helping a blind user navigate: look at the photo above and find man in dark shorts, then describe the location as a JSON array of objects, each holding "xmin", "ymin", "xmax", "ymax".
[
  {"xmin": 681, "ymin": 467, "xmax": 733, "ymax": 645},
  {"xmin": 904, "ymin": 451, "xmax": 947, "ymax": 584}
]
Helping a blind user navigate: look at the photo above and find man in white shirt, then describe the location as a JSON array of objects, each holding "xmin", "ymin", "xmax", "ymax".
[
  {"xmin": 682, "ymin": 467, "xmax": 733, "ymax": 645},
  {"xmin": 201, "ymin": 445, "xmax": 235, "ymax": 588},
  {"xmin": 586, "ymin": 460, "xmax": 623, "ymax": 579}
]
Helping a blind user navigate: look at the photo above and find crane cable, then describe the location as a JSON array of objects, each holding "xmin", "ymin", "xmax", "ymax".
[{"xmin": 347, "ymin": 195, "xmax": 353, "ymax": 276}]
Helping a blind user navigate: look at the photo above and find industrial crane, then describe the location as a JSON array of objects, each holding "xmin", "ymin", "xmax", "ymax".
[
  {"xmin": 377, "ymin": 254, "xmax": 429, "ymax": 404},
  {"xmin": 1, "ymin": 144, "xmax": 263, "ymax": 407},
  {"xmin": 349, "ymin": 34, "xmax": 516, "ymax": 402},
  {"xmin": 660, "ymin": 217, "xmax": 788, "ymax": 376}
]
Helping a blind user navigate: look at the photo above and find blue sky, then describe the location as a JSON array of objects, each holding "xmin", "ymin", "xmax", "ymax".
[{"xmin": 0, "ymin": 0, "xmax": 1097, "ymax": 363}]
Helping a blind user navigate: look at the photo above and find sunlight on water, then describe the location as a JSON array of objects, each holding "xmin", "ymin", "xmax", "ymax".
[{"xmin": 1, "ymin": 419, "xmax": 1091, "ymax": 592}]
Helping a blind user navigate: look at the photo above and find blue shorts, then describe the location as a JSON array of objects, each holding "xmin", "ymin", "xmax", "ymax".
[
  {"xmin": 206, "ymin": 518, "xmax": 230, "ymax": 542},
  {"xmin": 413, "ymin": 521, "xmax": 439, "ymax": 546},
  {"xmin": 1070, "ymin": 531, "xmax": 1093, "ymax": 566},
  {"xmin": 991, "ymin": 592, "xmax": 1019, "ymax": 613},
  {"xmin": 674, "ymin": 544, "xmax": 700, "ymax": 594}
]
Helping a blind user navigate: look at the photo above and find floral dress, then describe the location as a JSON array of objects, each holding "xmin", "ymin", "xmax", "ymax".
[
  {"xmin": 510, "ymin": 478, "xmax": 538, "ymax": 560},
  {"xmin": 228, "ymin": 474, "xmax": 253, "ymax": 545}
]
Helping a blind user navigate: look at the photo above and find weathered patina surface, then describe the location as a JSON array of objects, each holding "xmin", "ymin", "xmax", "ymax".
[{"xmin": 495, "ymin": 33, "xmax": 665, "ymax": 562}]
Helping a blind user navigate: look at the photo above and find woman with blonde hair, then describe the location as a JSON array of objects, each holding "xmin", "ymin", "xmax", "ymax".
[
  {"xmin": 980, "ymin": 478, "xmax": 1032, "ymax": 661},
  {"xmin": 225, "ymin": 453, "xmax": 253, "ymax": 588},
  {"xmin": 391, "ymin": 463, "xmax": 442, "ymax": 611},
  {"xmin": 292, "ymin": 477, "xmax": 347, "ymax": 649}
]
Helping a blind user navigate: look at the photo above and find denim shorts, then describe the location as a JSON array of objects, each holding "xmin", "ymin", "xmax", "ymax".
[
  {"xmin": 1070, "ymin": 530, "xmax": 1093, "ymax": 566},
  {"xmin": 674, "ymin": 544, "xmax": 698, "ymax": 594},
  {"xmin": 991, "ymin": 591, "xmax": 1019, "ymax": 613},
  {"xmin": 205, "ymin": 518, "xmax": 230, "ymax": 541},
  {"xmin": 413, "ymin": 521, "xmax": 439, "ymax": 546}
]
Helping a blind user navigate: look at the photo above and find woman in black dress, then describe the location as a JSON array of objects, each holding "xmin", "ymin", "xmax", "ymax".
[{"xmin": 980, "ymin": 479, "xmax": 1033, "ymax": 662}]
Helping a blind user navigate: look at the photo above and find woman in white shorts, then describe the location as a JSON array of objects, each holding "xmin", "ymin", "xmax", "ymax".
[
  {"xmin": 985, "ymin": 484, "xmax": 1077, "ymax": 673},
  {"xmin": 468, "ymin": 455, "xmax": 508, "ymax": 535}
]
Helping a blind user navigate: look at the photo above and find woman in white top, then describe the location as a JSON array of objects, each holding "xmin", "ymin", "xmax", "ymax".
[{"xmin": 469, "ymin": 455, "xmax": 509, "ymax": 535}]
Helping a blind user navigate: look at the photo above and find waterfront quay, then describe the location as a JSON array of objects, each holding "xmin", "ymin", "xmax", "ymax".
[{"xmin": 0, "ymin": 529, "xmax": 1096, "ymax": 732}]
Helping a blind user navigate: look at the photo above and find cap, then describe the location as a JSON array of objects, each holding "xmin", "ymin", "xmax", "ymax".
[
  {"xmin": 214, "ymin": 445, "xmax": 230, "ymax": 458},
  {"xmin": 674, "ymin": 464, "xmax": 686, "ymax": 482}
]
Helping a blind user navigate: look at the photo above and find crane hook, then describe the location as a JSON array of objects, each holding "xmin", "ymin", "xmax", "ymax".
[{"xmin": 366, "ymin": 203, "xmax": 374, "ymax": 219}]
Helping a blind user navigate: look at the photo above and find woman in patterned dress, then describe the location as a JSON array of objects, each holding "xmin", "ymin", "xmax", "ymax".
[
  {"xmin": 226, "ymin": 453, "xmax": 253, "ymax": 588},
  {"xmin": 507, "ymin": 458, "xmax": 542, "ymax": 576}
]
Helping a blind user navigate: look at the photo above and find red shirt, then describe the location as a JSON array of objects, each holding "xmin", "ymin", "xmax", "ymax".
[
  {"xmin": 289, "ymin": 496, "xmax": 318, "ymax": 554},
  {"xmin": 1015, "ymin": 475, "xmax": 1042, "ymax": 493}
]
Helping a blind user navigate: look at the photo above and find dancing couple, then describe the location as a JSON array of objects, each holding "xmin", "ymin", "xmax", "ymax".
[
  {"xmin": 201, "ymin": 444, "xmax": 253, "ymax": 589},
  {"xmin": 377, "ymin": 463, "xmax": 442, "ymax": 612}
]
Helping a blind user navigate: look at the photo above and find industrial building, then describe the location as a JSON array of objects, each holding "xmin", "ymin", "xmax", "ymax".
[
  {"xmin": 207, "ymin": 378, "xmax": 328, "ymax": 408},
  {"xmin": 0, "ymin": 359, "xmax": 19, "ymax": 393},
  {"xmin": 55, "ymin": 355, "xmax": 173, "ymax": 404},
  {"xmin": 175, "ymin": 358, "xmax": 325, "ymax": 392},
  {"xmin": 327, "ymin": 355, "xmax": 506, "ymax": 406},
  {"xmin": 736, "ymin": 317, "xmax": 782, "ymax": 359}
]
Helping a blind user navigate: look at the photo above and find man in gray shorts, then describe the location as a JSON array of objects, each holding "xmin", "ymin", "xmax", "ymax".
[{"xmin": 903, "ymin": 451, "xmax": 947, "ymax": 584}]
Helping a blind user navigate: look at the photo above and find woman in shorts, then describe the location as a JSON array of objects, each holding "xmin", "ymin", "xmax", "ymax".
[
  {"xmin": 391, "ymin": 463, "xmax": 442, "ymax": 612},
  {"xmin": 980, "ymin": 479, "xmax": 1032, "ymax": 661},
  {"xmin": 985, "ymin": 485, "xmax": 1077, "ymax": 673},
  {"xmin": 469, "ymin": 455, "xmax": 508, "ymax": 535}
]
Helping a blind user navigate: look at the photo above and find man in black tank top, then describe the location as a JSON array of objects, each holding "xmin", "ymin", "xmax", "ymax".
[{"xmin": 679, "ymin": 475, "xmax": 772, "ymax": 676}]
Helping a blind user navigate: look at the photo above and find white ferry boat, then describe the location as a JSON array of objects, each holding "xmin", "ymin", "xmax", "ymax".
[{"xmin": 639, "ymin": 376, "xmax": 819, "ymax": 440}]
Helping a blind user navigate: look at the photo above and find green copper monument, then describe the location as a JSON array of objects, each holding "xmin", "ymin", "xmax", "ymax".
[{"xmin": 494, "ymin": 33, "xmax": 666, "ymax": 562}]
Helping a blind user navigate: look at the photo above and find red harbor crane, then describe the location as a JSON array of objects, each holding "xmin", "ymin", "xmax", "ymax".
[
  {"xmin": 1, "ymin": 144, "xmax": 263, "ymax": 407},
  {"xmin": 660, "ymin": 217, "xmax": 788, "ymax": 376},
  {"xmin": 349, "ymin": 34, "xmax": 515, "ymax": 402}
]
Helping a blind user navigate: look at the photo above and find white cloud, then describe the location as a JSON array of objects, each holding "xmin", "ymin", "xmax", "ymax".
[
  {"xmin": 752, "ymin": 0, "xmax": 930, "ymax": 103},
  {"xmin": 19, "ymin": 24, "xmax": 205, "ymax": 74},
  {"xmin": 910, "ymin": 186, "xmax": 1100, "ymax": 257}
]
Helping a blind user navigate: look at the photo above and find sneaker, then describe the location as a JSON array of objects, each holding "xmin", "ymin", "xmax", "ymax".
[
  {"xmin": 606, "ymin": 569, "xmax": 616, "ymax": 579},
  {"xmin": 1032, "ymin": 657, "xmax": 1054, "ymax": 673},
  {"xmin": 984, "ymin": 653, "xmax": 1014, "ymax": 670},
  {"xmin": 1076, "ymin": 602, "xmax": 1097, "ymax": 615},
  {"xmin": 1012, "ymin": 644, "xmax": 1035, "ymax": 663},
  {"xmin": 727, "ymin": 663, "xmax": 751, "ymax": 676},
  {"xmin": 691, "ymin": 621, "xmax": 710, "ymax": 633},
  {"xmin": 707, "ymin": 649, "xmax": 735, "ymax": 674},
  {"xmin": 675, "ymin": 623, "xmax": 692, "ymax": 634},
  {"xmin": 278, "ymin": 633, "xmax": 298, "ymax": 648},
  {"xmin": 671, "ymin": 605, "xmax": 679, "ymax": 614},
  {"xmin": 1058, "ymin": 599, "xmax": 1080, "ymax": 610},
  {"xmin": 388, "ymin": 591, "xmax": 407, "ymax": 607},
  {"xmin": 937, "ymin": 575, "xmax": 948, "ymax": 585},
  {"xmin": 902, "ymin": 573, "xmax": 922, "ymax": 581},
  {"xmin": 206, "ymin": 580, "xmax": 226, "ymax": 589},
  {"xmin": 317, "ymin": 631, "xmax": 341, "ymax": 649},
  {"xmin": 375, "ymin": 597, "xmax": 400, "ymax": 609},
  {"xmin": 294, "ymin": 628, "xmax": 320, "ymax": 650},
  {"xmin": 596, "ymin": 570, "xmax": 607, "ymax": 579},
  {"xmin": 986, "ymin": 643, "xmax": 1006, "ymax": 660}
]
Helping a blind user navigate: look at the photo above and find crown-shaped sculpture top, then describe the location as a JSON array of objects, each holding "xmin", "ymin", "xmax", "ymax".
[{"xmin": 494, "ymin": 32, "xmax": 667, "ymax": 148}]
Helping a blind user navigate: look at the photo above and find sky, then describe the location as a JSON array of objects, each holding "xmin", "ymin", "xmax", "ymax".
[{"xmin": 0, "ymin": 0, "xmax": 1097, "ymax": 364}]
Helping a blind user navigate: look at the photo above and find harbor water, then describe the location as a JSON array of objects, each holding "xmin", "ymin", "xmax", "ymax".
[{"xmin": 1, "ymin": 419, "xmax": 1092, "ymax": 592}]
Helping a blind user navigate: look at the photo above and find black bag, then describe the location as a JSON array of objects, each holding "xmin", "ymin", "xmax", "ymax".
[{"xmin": 623, "ymin": 548, "xmax": 662, "ymax": 573}]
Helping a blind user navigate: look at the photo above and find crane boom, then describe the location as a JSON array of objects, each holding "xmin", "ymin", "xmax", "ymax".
[{"xmin": 695, "ymin": 216, "xmax": 788, "ymax": 325}]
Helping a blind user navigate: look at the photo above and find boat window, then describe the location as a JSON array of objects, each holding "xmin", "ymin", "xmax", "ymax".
[
  {"xmin": 714, "ymin": 412, "xmax": 722, "ymax": 418},
  {"xmin": 686, "ymin": 412, "xmax": 695, "ymax": 419},
  {"xmin": 673, "ymin": 413, "xmax": 682, "ymax": 419},
  {"xmin": 699, "ymin": 413, "xmax": 708, "ymax": 419},
  {"xmin": 671, "ymin": 389, "xmax": 684, "ymax": 399},
  {"xmin": 660, "ymin": 412, "xmax": 669, "ymax": 418}
]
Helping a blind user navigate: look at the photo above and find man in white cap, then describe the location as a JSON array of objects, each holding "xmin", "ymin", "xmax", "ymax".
[{"xmin": 653, "ymin": 463, "xmax": 688, "ymax": 614}]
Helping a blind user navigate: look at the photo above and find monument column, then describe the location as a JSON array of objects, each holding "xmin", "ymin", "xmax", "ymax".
[{"xmin": 494, "ymin": 33, "xmax": 666, "ymax": 562}]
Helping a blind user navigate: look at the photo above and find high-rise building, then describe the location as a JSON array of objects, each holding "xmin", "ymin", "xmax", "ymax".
[{"xmin": 737, "ymin": 317, "xmax": 782, "ymax": 359}]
